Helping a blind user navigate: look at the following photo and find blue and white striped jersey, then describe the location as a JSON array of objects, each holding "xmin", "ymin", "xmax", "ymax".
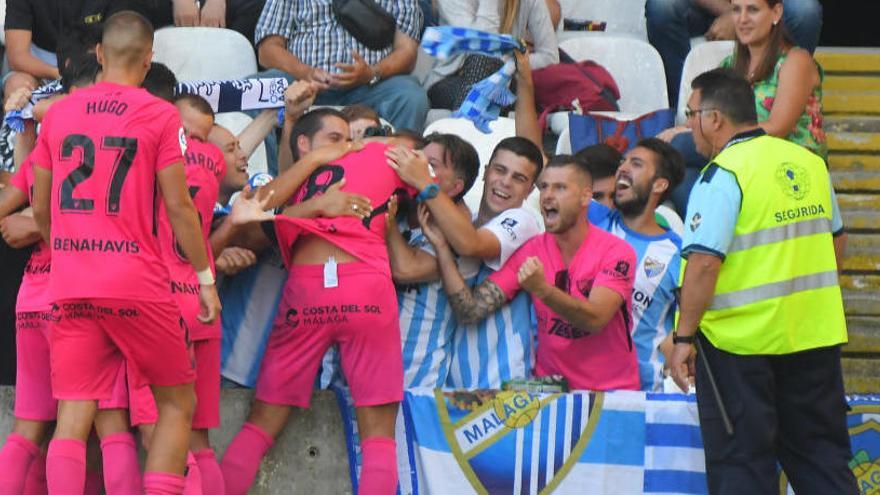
[
  {"xmin": 592, "ymin": 205, "xmax": 681, "ymax": 391},
  {"xmin": 445, "ymin": 207, "xmax": 541, "ymax": 389},
  {"xmin": 397, "ymin": 225, "xmax": 458, "ymax": 388},
  {"xmin": 219, "ymin": 246, "xmax": 287, "ymax": 387}
]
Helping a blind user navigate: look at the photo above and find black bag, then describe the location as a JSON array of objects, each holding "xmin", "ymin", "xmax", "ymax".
[{"xmin": 332, "ymin": 0, "xmax": 397, "ymax": 51}]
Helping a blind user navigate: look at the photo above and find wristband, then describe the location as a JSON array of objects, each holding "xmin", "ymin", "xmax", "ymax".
[
  {"xmin": 672, "ymin": 331, "xmax": 695, "ymax": 344},
  {"xmin": 416, "ymin": 183, "xmax": 440, "ymax": 203},
  {"xmin": 196, "ymin": 268, "xmax": 215, "ymax": 286}
]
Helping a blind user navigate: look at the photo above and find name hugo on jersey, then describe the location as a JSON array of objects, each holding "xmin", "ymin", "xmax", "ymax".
[{"xmin": 85, "ymin": 99, "xmax": 128, "ymax": 116}]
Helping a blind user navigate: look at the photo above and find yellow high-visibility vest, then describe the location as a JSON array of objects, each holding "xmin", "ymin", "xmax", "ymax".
[{"xmin": 697, "ymin": 135, "xmax": 847, "ymax": 354}]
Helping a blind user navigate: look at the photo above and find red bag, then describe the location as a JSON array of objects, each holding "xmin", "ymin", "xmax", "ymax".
[{"xmin": 532, "ymin": 49, "xmax": 620, "ymax": 130}]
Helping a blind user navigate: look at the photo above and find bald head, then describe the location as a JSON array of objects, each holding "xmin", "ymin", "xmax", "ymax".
[{"xmin": 98, "ymin": 11, "xmax": 154, "ymax": 73}]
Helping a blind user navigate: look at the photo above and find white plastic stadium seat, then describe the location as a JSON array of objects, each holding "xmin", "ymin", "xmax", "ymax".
[
  {"xmin": 557, "ymin": 0, "xmax": 648, "ymax": 42},
  {"xmin": 548, "ymin": 36, "xmax": 669, "ymax": 135},
  {"xmin": 214, "ymin": 112, "xmax": 268, "ymax": 176},
  {"xmin": 153, "ymin": 27, "xmax": 258, "ymax": 82},
  {"xmin": 676, "ymin": 40, "xmax": 735, "ymax": 124},
  {"xmin": 423, "ymin": 117, "xmax": 542, "ymax": 226}
]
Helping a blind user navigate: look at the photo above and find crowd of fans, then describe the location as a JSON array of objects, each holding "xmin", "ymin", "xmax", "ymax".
[{"xmin": 0, "ymin": 0, "xmax": 839, "ymax": 494}]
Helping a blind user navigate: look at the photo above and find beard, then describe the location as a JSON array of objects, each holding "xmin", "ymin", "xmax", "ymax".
[{"xmin": 614, "ymin": 182, "xmax": 652, "ymax": 218}]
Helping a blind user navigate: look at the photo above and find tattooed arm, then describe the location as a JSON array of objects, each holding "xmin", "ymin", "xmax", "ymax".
[{"xmin": 424, "ymin": 210, "xmax": 508, "ymax": 323}]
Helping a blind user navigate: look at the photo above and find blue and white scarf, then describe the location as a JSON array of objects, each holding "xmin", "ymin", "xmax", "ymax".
[
  {"xmin": 2, "ymin": 77, "xmax": 290, "ymax": 132},
  {"xmin": 174, "ymin": 77, "xmax": 288, "ymax": 113},
  {"xmin": 4, "ymin": 79, "xmax": 64, "ymax": 133},
  {"xmin": 421, "ymin": 26, "xmax": 524, "ymax": 133}
]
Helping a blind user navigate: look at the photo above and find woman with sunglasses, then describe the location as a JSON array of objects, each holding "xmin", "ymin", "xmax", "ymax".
[{"xmin": 662, "ymin": 0, "xmax": 826, "ymax": 214}]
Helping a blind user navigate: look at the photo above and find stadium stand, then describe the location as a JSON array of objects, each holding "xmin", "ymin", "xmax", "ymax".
[
  {"xmin": 152, "ymin": 26, "xmax": 257, "ymax": 81},
  {"xmin": 548, "ymin": 36, "xmax": 668, "ymax": 134},
  {"xmin": 675, "ymin": 40, "xmax": 734, "ymax": 125}
]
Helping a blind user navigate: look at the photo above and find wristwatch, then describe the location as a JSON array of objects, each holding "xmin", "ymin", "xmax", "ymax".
[
  {"xmin": 416, "ymin": 183, "xmax": 440, "ymax": 202},
  {"xmin": 672, "ymin": 331, "xmax": 696, "ymax": 344}
]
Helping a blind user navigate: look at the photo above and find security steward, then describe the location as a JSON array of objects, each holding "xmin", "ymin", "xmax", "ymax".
[{"xmin": 667, "ymin": 68, "xmax": 858, "ymax": 495}]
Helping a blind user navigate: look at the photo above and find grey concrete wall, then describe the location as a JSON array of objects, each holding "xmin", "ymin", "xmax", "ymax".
[{"xmin": 0, "ymin": 386, "xmax": 353, "ymax": 494}]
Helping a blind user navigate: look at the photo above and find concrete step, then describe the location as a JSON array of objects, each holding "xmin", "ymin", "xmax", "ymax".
[
  {"xmin": 828, "ymin": 154, "xmax": 880, "ymax": 172},
  {"xmin": 843, "ymin": 357, "xmax": 880, "ymax": 394},
  {"xmin": 824, "ymin": 91, "xmax": 880, "ymax": 115},
  {"xmin": 824, "ymin": 75, "xmax": 880, "ymax": 92},
  {"xmin": 843, "ymin": 315, "xmax": 880, "ymax": 354},
  {"xmin": 826, "ymin": 116, "xmax": 880, "ymax": 134},
  {"xmin": 827, "ymin": 132, "xmax": 880, "ymax": 153},
  {"xmin": 832, "ymin": 169, "xmax": 880, "ymax": 192},
  {"xmin": 839, "ymin": 194, "xmax": 880, "ymax": 230},
  {"xmin": 841, "ymin": 274, "xmax": 880, "ymax": 315},
  {"xmin": 815, "ymin": 48, "xmax": 880, "ymax": 73},
  {"xmin": 842, "ymin": 234, "xmax": 880, "ymax": 271}
]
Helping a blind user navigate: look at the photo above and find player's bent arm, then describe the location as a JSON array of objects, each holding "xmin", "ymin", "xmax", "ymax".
[
  {"xmin": 674, "ymin": 252, "xmax": 722, "ymax": 339},
  {"xmin": 535, "ymin": 285, "xmax": 625, "ymax": 333},
  {"xmin": 425, "ymin": 194, "xmax": 501, "ymax": 259},
  {"xmin": 1, "ymin": 211, "xmax": 42, "ymax": 248},
  {"xmin": 157, "ymin": 163, "xmax": 212, "ymax": 272},
  {"xmin": 260, "ymin": 141, "xmax": 362, "ymax": 210},
  {"xmin": 0, "ymin": 184, "xmax": 28, "ymax": 219},
  {"xmin": 31, "ymin": 165, "xmax": 52, "ymax": 242}
]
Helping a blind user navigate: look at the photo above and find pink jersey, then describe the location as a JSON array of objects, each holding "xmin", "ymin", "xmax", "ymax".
[
  {"xmin": 490, "ymin": 224, "xmax": 641, "ymax": 391},
  {"xmin": 157, "ymin": 138, "xmax": 225, "ymax": 340},
  {"xmin": 8, "ymin": 158, "xmax": 51, "ymax": 312},
  {"xmin": 30, "ymin": 82, "xmax": 186, "ymax": 302},
  {"xmin": 274, "ymin": 142, "xmax": 416, "ymax": 276}
]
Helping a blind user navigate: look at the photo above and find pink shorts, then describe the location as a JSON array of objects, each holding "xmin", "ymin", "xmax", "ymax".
[
  {"xmin": 15, "ymin": 311, "xmax": 131, "ymax": 420},
  {"xmin": 255, "ymin": 263, "xmax": 403, "ymax": 408},
  {"xmin": 129, "ymin": 338, "xmax": 221, "ymax": 429},
  {"xmin": 49, "ymin": 298, "xmax": 195, "ymax": 401}
]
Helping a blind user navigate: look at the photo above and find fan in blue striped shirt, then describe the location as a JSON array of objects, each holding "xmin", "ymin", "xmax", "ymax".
[
  {"xmin": 388, "ymin": 136, "xmax": 546, "ymax": 390},
  {"xmin": 587, "ymin": 139, "xmax": 686, "ymax": 391},
  {"xmin": 386, "ymin": 134, "xmax": 480, "ymax": 388}
]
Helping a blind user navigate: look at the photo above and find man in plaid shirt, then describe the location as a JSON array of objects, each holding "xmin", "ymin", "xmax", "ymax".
[{"xmin": 255, "ymin": 0, "xmax": 429, "ymax": 132}]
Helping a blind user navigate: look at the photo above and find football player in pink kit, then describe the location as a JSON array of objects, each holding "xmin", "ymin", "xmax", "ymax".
[
  {"xmin": 0, "ymin": 55, "xmax": 162, "ymax": 495},
  {"xmin": 30, "ymin": 11, "xmax": 221, "ymax": 495},
  {"xmin": 423, "ymin": 155, "xmax": 642, "ymax": 391},
  {"xmin": 0, "ymin": 157, "xmax": 143, "ymax": 495},
  {"xmin": 128, "ymin": 91, "xmax": 229, "ymax": 494},
  {"xmin": 220, "ymin": 112, "xmax": 417, "ymax": 495}
]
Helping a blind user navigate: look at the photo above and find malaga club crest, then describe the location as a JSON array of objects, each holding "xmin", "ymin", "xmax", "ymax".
[
  {"xmin": 643, "ymin": 257, "xmax": 666, "ymax": 279},
  {"xmin": 438, "ymin": 390, "xmax": 602, "ymax": 494},
  {"xmin": 779, "ymin": 401, "xmax": 880, "ymax": 494}
]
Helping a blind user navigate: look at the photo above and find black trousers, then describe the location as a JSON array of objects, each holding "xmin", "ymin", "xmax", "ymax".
[{"xmin": 695, "ymin": 333, "xmax": 859, "ymax": 495}]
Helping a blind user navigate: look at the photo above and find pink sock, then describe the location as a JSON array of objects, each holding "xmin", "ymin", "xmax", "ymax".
[
  {"xmin": 195, "ymin": 448, "xmax": 225, "ymax": 495},
  {"xmin": 23, "ymin": 453, "xmax": 47, "ymax": 495},
  {"xmin": 183, "ymin": 451, "xmax": 202, "ymax": 495},
  {"xmin": 143, "ymin": 471, "xmax": 186, "ymax": 495},
  {"xmin": 220, "ymin": 422, "xmax": 274, "ymax": 495},
  {"xmin": 0, "ymin": 433, "xmax": 40, "ymax": 493},
  {"xmin": 101, "ymin": 432, "xmax": 143, "ymax": 495},
  {"xmin": 46, "ymin": 438, "xmax": 86, "ymax": 495},
  {"xmin": 358, "ymin": 437, "xmax": 398, "ymax": 495}
]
